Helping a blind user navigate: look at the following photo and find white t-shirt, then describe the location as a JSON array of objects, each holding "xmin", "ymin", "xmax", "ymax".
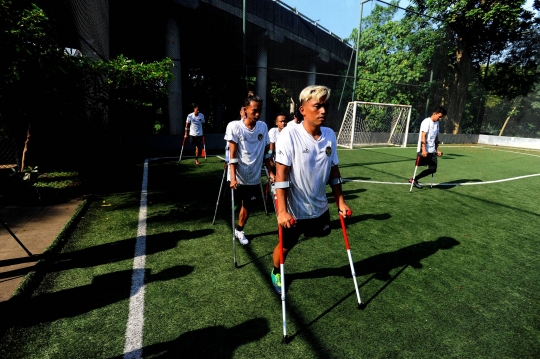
[
  {"xmin": 417, "ymin": 117, "xmax": 439, "ymax": 153},
  {"xmin": 186, "ymin": 112, "xmax": 205, "ymax": 136},
  {"xmin": 224, "ymin": 120, "xmax": 270, "ymax": 185},
  {"xmin": 275, "ymin": 124, "xmax": 338, "ymax": 220}
]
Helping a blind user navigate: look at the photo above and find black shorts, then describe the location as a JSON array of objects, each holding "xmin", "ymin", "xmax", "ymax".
[
  {"xmin": 234, "ymin": 184, "xmax": 259, "ymax": 211},
  {"xmin": 417, "ymin": 152, "xmax": 438, "ymax": 167},
  {"xmin": 189, "ymin": 135, "xmax": 203, "ymax": 146},
  {"xmin": 282, "ymin": 210, "xmax": 331, "ymax": 250}
]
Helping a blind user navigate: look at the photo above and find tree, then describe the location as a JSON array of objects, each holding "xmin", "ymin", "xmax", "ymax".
[
  {"xmin": 348, "ymin": 1, "xmax": 445, "ymax": 120},
  {"xmin": 410, "ymin": 0, "xmax": 540, "ymax": 133}
]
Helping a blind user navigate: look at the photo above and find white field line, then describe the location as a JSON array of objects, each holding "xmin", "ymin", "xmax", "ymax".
[
  {"xmin": 344, "ymin": 173, "xmax": 540, "ymax": 186},
  {"xmin": 123, "ymin": 159, "xmax": 149, "ymax": 359}
]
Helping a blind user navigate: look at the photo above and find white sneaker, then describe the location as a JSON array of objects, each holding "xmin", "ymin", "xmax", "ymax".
[{"xmin": 235, "ymin": 229, "xmax": 249, "ymax": 245}]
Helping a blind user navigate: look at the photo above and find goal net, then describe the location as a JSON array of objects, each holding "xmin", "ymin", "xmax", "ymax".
[{"xmin": 337, "ymin": 101, "xmax": 412, "ymax": 149}]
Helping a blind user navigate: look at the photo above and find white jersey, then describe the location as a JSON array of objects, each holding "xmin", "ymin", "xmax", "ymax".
[
  {"xmin": 186, "ymin": 112, "xmax": 205, "ymax": 136},
  {"xmin": 225, "ymin": 120, "xmax": 270, "ymax": 185},
  {"xmin": 275, "ymin": 124, "xmax": 338, "ymax": 220},
  {"xmin": 268, "ymin": 127, "xmax": 279, "ymax": 144},
  {"xmin": 417, "ymin": 117, "xmax": 439, "ymax": 153}
]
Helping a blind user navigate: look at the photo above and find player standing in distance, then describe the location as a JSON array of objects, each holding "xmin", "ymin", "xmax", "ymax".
[
  {"xmin": 270, "ymin": 85, "xmax": 351, "ymax": 294},
  {"xmin": 268, "ymin": 113, "xmax": 288, "ymax": 171},
  {"xmin": 184, "ymin": 105, "xmax": 205, "ymax": 165},
  {"xmin": 409, "ymin": 106, "xmax": 447, "ymax": 189},
  {"xmin": 225, "ymin": 94, "xmax": 274, "ymax": 245}
]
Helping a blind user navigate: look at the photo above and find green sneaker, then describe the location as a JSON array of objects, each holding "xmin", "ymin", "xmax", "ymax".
[{"xmin": 271, "ymin": 270, "xmax": 282, "ymax": 295}]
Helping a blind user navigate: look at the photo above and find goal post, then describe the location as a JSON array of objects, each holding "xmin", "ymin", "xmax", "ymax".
[{"xmin": 337, "ymin": 101, "xmax": 412, "ymax": 149}]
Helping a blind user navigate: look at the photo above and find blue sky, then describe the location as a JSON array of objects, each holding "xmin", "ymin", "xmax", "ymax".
[{"xmin": 279, "ymin": 0, "xmax": 538, "ymax": 41}]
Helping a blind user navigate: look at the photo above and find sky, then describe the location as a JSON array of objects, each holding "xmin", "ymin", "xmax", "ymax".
[{"xmin": 279, "ymin": 0, "xmax": 538, "ymax": 42}]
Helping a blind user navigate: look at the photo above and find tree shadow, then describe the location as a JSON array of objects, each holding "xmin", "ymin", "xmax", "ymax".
[
  {"xmin": 0, "ymin": 264, "xmax": 193, "ymax": 332},
  {"xmin": 116, "ymin": 318, "xmax": 269, "ymax": 359}
]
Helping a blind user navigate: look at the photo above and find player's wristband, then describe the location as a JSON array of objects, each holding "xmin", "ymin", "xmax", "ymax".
[
  {"xmin": 229, "ymin": 158, "xmax": 239, "ymax": 164},
  {"xmin": 274, "ymin": 181, "xmax": 290, "ymax": 189},
  {"xmin": 328, "ymin": 177, "xmax": 344, "ymax": 186}
]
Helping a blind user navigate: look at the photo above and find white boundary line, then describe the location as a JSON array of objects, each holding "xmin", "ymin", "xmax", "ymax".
[
  {"xmin": 344, "ymin": 173, "xmax": 540, "ymax": 186},
  {"xmin": 123, "ymin": 159, "xmax": 149, "ymax": 359}
]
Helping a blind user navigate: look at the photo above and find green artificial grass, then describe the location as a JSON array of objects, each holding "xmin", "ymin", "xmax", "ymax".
[{"xmin": 1, "ymin": 145, "xmax": 539, "ymax": 358}]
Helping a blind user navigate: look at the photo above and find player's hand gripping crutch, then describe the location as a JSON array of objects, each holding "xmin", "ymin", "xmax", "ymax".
[
  {"xmin": 212, "ymin": 166, "xmax": 227, "ymax": 225},
  {"xmin": 339, "ymin": 209, "xmax": 363, "ymax": 308},
  {"xmin": 275, "ymin": 193, "xmax": 295, "ymax": 344},
  {"xmin": 409, "ymin": 155, "xmax": 421, "ymax": 192},
  {"xmin": 179, "ymin": 136, "xmax": 187, "ymax": 161}
]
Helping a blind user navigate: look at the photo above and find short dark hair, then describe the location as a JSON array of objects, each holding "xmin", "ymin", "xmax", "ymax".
[
  {"xmin": 275, "ymin": 113, "xmax": 287, "ymax": 120},
  {"xmin": 243, "ymin": 94, "xmax": 262, "ymax": 107},
  {"xmin": 433, "ymin": 106, "xmax": 447, "ymax": 116}
]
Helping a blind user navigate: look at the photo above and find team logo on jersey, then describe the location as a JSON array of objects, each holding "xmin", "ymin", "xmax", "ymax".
[
  {"xmin": 258, "ymin": 134, "xmax": 263, "ymax": 141},
  {"xmin": 325, "ymin": 146, "xmax": 332, "ymax": 156},
  {"xmin": 302, "ymin": 147, "xmax": 309, "ymax": 153}
]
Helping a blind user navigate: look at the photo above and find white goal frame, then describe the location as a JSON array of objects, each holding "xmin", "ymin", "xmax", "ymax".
[{"xmin": 337, "ymin": 101, "xmax": 412, "ymax": 149}]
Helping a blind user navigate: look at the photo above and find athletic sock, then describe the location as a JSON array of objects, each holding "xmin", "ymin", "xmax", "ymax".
[
  {"xmin": 236, "ymin": 225, "xmax": 244, "ymax": 231},
  {"xmin": 273, "ymin": 267, "xmax": 280, "ymax": 275}
]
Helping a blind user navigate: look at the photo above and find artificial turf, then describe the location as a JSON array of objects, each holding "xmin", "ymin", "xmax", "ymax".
[{"xmin": 1, "ymin": 145, "xmax": 539, "ymax": 358}]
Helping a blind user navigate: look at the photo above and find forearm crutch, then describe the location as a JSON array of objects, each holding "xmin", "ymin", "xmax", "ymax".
[
  {"xmin": 430, "ymin": 173, "xmax": 434, "ymax": 188},
  {"xmin": 212, "ymin": 166, "xmax": 227, "ymax": 225},
  {"xmin": 275, "ymin": 193, "xmax": 295, "ymax": 344},
  {"xmin": 231, "ymin": 188, "xmax": 237, "ymax": 268},
  {"xmin": 179, "ymin": 136, "xmax": 186, "ymax": 161},
  {"xmin": 409, "ymin": 155, "xmax": 421, "ymax": 192},
  {"xmin": 339, "ymin": 210, "xmax": 362, "ymax": 308}
]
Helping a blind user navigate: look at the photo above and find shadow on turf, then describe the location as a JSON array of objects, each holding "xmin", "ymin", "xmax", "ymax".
[
  {"xmin": 286, "ymin": 236, "xmax": 460, "ymax": 339},
  {"xmin": 434, "ymin": 179, "xmax": 482, "ymax": 189},
  {"xmin": 114, "ymin": 318, "xmax": 269, "ymax": 359},
  {"xmin": 0, "ymin": 229, "xmax": 213, "ymax": 279},
  {"xmin": 0, "ymin": 265, "xmax": 193, "ymax": 334}
]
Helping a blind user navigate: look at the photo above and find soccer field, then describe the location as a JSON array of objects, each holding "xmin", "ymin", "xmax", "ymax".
[{"xmin": 1, "ymin": 145, "xmax": 539, "ymax": 358}]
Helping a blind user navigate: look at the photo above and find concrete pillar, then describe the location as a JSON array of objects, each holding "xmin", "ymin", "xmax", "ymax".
[
  {"xmin": 256, "ymin": 39, "xmax": 268, "ymax": 125},
  {"xmin": 307, "ymin": 62, "xmax": 316, "ymax": 86},
  {"xmin": 166, "ymin": 18, "xmax": 183, "ymax": 135}
]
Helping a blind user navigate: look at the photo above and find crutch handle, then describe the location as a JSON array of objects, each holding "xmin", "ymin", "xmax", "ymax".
[
  {"xmin": 339, "ymin": 209, "xmax": 353, "ymax": 218},
  {"xmin": 289, "ymin": 218, "xmax": 296, "ymax": 226}
]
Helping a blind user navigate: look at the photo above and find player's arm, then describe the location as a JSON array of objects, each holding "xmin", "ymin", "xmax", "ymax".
[
  {"xmin": 184, "ymin": 118, "xmax": 190, "ymax": 138},
  {"xmin": 264, "ymin": 145, "xmax": 275, "ymax": 181},
  {"xmin": 328, "ymin": 165, "xmax": 351, "ymax": 218},
  {"xmin": 229, "ymin": 140, "xmax": 239, "ymax": 189},
  {"xmin": 435, "ymin": 135, "xmax": 443, "ymax": 156},
  {"xmin": 268, "ymin": 142, "xmax": 276, "ymax": 170},
  {"xmin": 275, "ymin": 162, "xmax": 293, "ymax": 227},
  {"xmin": 420, "ymin": 131, "xmax": 428, "ymax": 157}
]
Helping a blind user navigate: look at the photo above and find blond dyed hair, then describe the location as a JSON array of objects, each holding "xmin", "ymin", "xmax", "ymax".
[{"xmin": 299, "ymin": 85, "xmax": 331, "ymax": 104}]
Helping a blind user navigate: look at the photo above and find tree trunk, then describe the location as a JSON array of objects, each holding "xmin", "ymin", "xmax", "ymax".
[
  {"xmin": 20, "ymin": 122, "xmax": 31, "ymax": 172},
  {"xmin": 445, "ymin": 42, "xmax": 472, "ymax": 134}
]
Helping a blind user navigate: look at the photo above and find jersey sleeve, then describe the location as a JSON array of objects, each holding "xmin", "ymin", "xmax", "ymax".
[
  {"xmin": 224, "ymin": 121, "xmax": 238, "ymax": 144},
  {"xmin": 275, "ymin": 127, "xmax": 293, "ymax": 166},
  {"xmin": 201, "ymin": 114, "xmax": 205, "ymax": 123},
  {"xmin": 420, "ymin": 119, "xmax": 429, "ymax": 133}
]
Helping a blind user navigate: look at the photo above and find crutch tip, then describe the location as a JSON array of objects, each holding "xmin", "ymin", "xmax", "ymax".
[
  {"xmin": 281, "ymin": 335, "xmax": 289, "ymax": 344},
  {"xmin": 234, "ymin": 262, "xmax": 238, "ymax": 268},
  {"xmin": 358, "ymin": 303, "xmax": 366, "ymax": 310}
]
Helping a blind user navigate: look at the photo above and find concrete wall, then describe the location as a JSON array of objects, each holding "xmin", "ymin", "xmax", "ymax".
[
  {"xmin": 407, "ymin": 133, "xmax": 479, "ymax": 145},
  {"xmin": 478, "ymin": 135, "xmax": 540, "ymax": 150}
]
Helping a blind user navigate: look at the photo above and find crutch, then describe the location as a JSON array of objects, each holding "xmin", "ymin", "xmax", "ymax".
[
  {"xmin": 201, "ymin": 136, "xmax": 207, "ymax": 160},
  {"xmin": 339, "ymin": 210, "xmax": 362, "ymax": 309},
  {"xmin": 430, "ymin": 173, "xmax": 434, "ymax": 188},
  {"xmin": 179, "ymin": 136, "xmax": 187, "ymax": 161},
  {"xmin": 231, "ymin": 187, "xmax": 237, "ymax": 268},
  {"xmin": 274, "ymin": 192, "xmax": 295, "ymax": 344},
  {"xmin": 212, "ymin": 166, "xmax": 227, "ymax": 225},
  {"xmin": 409, "ymin": 155, "xmax": 421, "ymax": 192}
]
